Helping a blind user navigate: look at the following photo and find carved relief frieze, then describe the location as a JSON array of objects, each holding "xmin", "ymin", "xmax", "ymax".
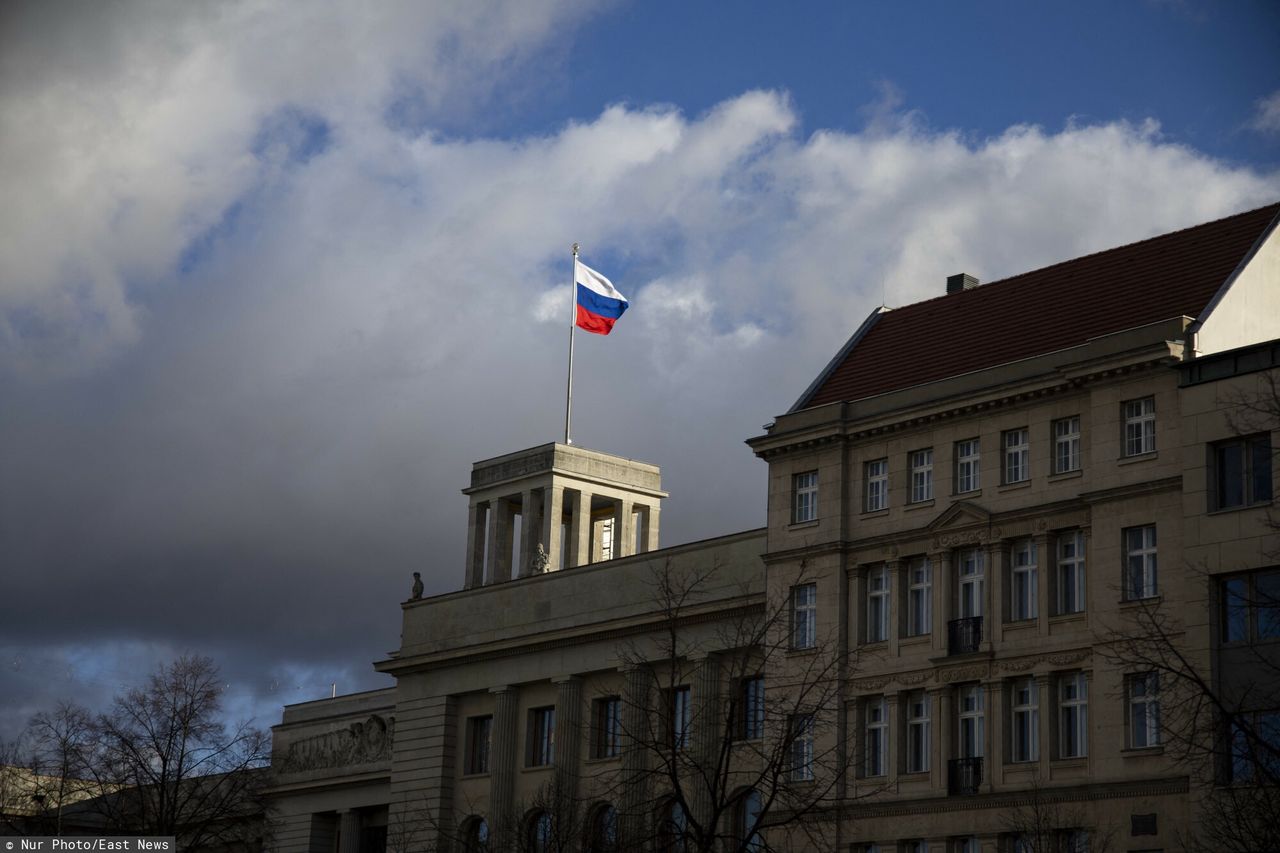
[
  {"xmin": 939, "ymin": 665, "xmax": 989, "ymax": 683},
  {"xmin": 281, "ymin": 714, "xmax": 395, "ymax": 773}
]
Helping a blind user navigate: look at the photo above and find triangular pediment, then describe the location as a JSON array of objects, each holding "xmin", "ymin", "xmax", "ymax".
[{"xmin": 926, "ymin": 500, "xmax": 991, "ymax": 532}]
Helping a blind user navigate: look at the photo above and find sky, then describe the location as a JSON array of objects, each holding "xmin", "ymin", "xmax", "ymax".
[{"xmin": 1, "ymin": 0, "xmax": 1279, "ymax": 738}]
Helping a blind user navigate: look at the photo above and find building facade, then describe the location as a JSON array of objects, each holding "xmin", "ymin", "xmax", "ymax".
[{"xmin": 265, "ymin": 204, "xmax": 1280, "ymax": 852}]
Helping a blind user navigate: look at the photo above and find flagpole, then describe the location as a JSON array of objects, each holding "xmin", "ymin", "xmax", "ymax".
[{"xmin": 564, "ymin": 243, "xmax": 578, "ymax": 445}]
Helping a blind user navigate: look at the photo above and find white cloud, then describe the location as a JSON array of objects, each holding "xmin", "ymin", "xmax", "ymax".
[{"xmin": 1249, "ymin": 89, "xmax": 1280, "ymax": 135}]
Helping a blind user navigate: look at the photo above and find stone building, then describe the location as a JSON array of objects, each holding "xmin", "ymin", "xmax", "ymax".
[{"xmin": 264, "ymin": 203, "xmax": 1280, "ymax": 852}]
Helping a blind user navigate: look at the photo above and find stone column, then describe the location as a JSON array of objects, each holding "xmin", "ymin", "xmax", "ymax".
[
  {"xmin": 612, "ymin": 497, "xmax": 634, "ymax": 559},
  {"xmin": 568, "ymin": 490, "xmax": 592, "ymax": 568},
  {"xmin": 518, "ymin": 488, "xmax": 542, "ymax": 577},
  {"xmin": 1035, "ymin": 533, "xmax": 1053, "ymax": 635},
  {"xmin": 465, "ymin": 501, "xmax": 488, "ymax": 588},
  {"xmin": 986, "ymin": 542, "xmax": 1004, "ymax": 649},
  {"xmin": 885, "ymin": 559, "xmax": 902, "ymax": 656},
  {"xmin": 690, "ymin": 656, "xmax": 721, "ymax": 828},
  {"xmin": 645, "ymin": 504, "xmax": 660, "ymax": 551},
  {"xmin": 931, "ymin": 550, "xmax": 950, "ymax": 655},
  {"xmin": 885, "ymin": 692, "xmax": 901, "ymax": 784},
  {"xmin": 553, "ymin": 676, "xmax": 582, "ymax": 817},
  {"xmin": 619, "ymin": 666, "xmax": 652, "ymax": 847},
  {"xmin": 1036, "ymin": 674, "xmax": 1052, "ymax": 775},
  {"xmin": 931, "ymin": 686, "xmax": 950, "ymax": 792},
  {"xmin": 489, "ymin": 686, "xmax": 520, "ymax": 847},
  {"xmin": 337, "ymin": 810, "xmax": 360, "ymax": 853},
  {"xmin": 487, "ymin": 498, "xmax": 515, "ymax": 583},
  {"xmin": 983, "ymin": 681, "xmax": 1000, "ymax": 793},
  {"xmin": 541, "ymin": 485, "xmax": 565, "ymax": 572}
]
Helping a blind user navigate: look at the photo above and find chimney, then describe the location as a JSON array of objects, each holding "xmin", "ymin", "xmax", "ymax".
[{"xmin": 947, "ymin": 273, "xmax": 979, "ymax": 294}]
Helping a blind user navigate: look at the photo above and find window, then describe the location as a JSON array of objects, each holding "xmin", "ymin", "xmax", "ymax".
[
  {"xmin": 910, "ymin": 449, "xmax": 933, "ymax": 503},
  {"xmin": 865, "ymin": 458, "xmax": 888, "ymax": 512},
  {"xmin": 1124, "ymin": 525, "xmax": 1158, "ymax": 600},
  {"xmin": 789, "ymin": 714, "xmax": 815, "ymax": 781},
  {"xmin": 465, "ymin": 715, "xmax": 493, "ymax": 774},
  {"xmin": 792, "ymin": 583, "xmax": 817, "ymax": 649},
  {"xmin": 527, "ymin": 707, "xmax": 556, "ymax": 766},
  {"xmin": 792, "ymin": 470, "xmax": 818, "ymax": 523},
  {"xmin": 1124, "ymin": 396, "xmax": 1156, "ymax": 456},
  {"xmin": 1056, "ymin": 531, "xmax": 1086, "ymax": 615},
  {"xmin": 740, "ymin": 676, "xmax": 765, "ymax": 740},
  {"xmin": 866, "ymin": 566, "xmax": 889, "ymax": 643},
  {"xmin": 1061, "ymin": 830, "xmax": 1089, "ymax": 853},
  {"xmin": 1221, "ymin": 570, "xmax": 1280, "ymax": 643},
  {"xmin": 907, "ymin": 557, "xmax": 932, "ymax": 636},
  {"xmin": 586, "ymin": 805, "xmax": 618, "ymax": 853},
  {"xmin": 1011, "ymin": 677, "xmax": 1039, "ymax": 762},
  {"xmin": 953, "ymin": 839, "xmax": 979, "ymax": 853},
  {"xmin": 1128, "ymin": 673, "xmax": 1161, "ymax": 748},
  {"xmin": 461, "ymin": 817, "xmax": 489, "ymax": 853},
  {"xmin": 592, "ymin": 697, "xmax": 621, "ymax": 759},
  {"xmin": 1211, "ymin": 434, "xmax": 1273, "ymax": 510},
  {"xmin": 1059, "ymin": 672, "xmax": 1088, "ymax": 759},
  {"xmin": 1053, "ymin": 416, "xmax": 1081, "ymax": 474},
  {"xmin": 668, "ymin": 686, "xmax": 691, "ymax": 751},
  {"xmin": 1003, "ymin": 428, "xmax": 1030, "ymax": 484},
  {"xmin": 957, "ymin": 549, "xmax": 984, "ymax": 618},
  {"xmin": 958, "ymin": 684, "xmax": 984, "ymax": 758},
  {"xmin": 1010, "ymin": 539, "xmax": 1038, "ymax": 621},
  {"xmin": 735, "ymin": 790, "xmax": 763, "ymax": 852},
  {"xmin": 906, "ymin": 691, "xmax": 931, "ymax": 773},
  {"xmin": 658, "ymin": 801, "xmax": 689, "ymax": 853},
  {"xmin": 955, "ymin": 439, "xmax": 981, "ymax": 493},
  {"xmin": 865, "ymin": 697, "xmax": 887, "ymax": 777},
  {"xmin": 526, "ymin": 811, "xmax": 553, "ymax": 853},
  {"xmin": 1228, "ymin": 710, "xmax": 1280, "ymax": 783}
]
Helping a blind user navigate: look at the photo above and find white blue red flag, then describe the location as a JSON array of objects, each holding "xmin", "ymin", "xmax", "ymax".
[{"xmin": 574, "ymin": 261, "xmax": 628, "ymax": 335}]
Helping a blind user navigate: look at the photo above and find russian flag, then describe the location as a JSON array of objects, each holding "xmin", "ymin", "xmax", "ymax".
[{"xmin": 575, "ymin": 261, "xmax": 628, "ymax": 335}]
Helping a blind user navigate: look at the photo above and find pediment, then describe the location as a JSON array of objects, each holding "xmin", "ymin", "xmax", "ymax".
[{"xmin": 926, "ymin": 500, "xmax": 991, "ymax": 533}]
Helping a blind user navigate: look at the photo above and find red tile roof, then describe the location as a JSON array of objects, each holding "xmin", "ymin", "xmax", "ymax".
[{"xmin": 800, "ymin": 203, "xmax": 1280, "ymax": 409}]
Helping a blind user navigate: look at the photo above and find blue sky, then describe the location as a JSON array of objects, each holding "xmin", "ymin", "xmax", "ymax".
[{"xmin": 0, "ymin": 0, "xmax": 1277, "ymax": 736}]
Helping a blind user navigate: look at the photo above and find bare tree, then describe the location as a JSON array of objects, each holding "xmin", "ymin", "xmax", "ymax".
[
  {"xmin": 1000, "ymin": 775, "xmax": 1116, "ymax": 853},
  {"xmin": 27, "ymin": 700, "xmax": 97, "ymax": 835}
]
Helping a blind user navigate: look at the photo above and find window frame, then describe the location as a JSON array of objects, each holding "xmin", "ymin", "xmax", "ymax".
[
  {"xmin": 864, "ymin": 458, "xmax": 889, "ymax": 513},
  {"xmin": 1010, "ymin": 539, "xmax": 1038, "ymax": 621},
  {"xmin": 791, "ymin": 582, "xmax": 817, "ymax": 650},
  {"xmin": 1123, "ymin": 396, "xmax": 1156, "ymax": 457},
  {"xmin": 1210, "ymin": 433, "xmax": 1273, "ymax": 511},
  {"xmin": 864, "ymin": 697, "xmax": 887, "ymax": 777},
  {"xmin": 957, "ymin": 684, "xmax": 984, "ymax": 759},
  {"xmin": 955, "ymin": 438, "xmax": 981, "ymax": 494},
  {"xmin": 866, "ymin": 566, "xmax": 890, "ymax": 643},
  {"xmin": 1053, "ymin": 415, "xmax": 1081, "ymax": 474},
  {"xmin": 1221, "ymin": 569, "xmax": 1280, "ymax": 644},
  {"xmin": 1011, "ymin": 677, "xmax": 1039, "ymax": 763},
  {"xmin": 910, "ymin": 448, "xmax": 934, "ymax": 503},
  {"xmin": 740, "ymin": 676, "xmax": 765, "ymax": 741},
  {"xmin": 465, "ymin": 714, "xmax": 493, "ymax": 775},
  {"xmin": 527, "ymin": 706, "xmax": 556, "ymax": 767},
  {"xmin": 1123, "ymin": 525, "xmax": 1158, "ymax": 601},
  {"xmin": 907, "ymin": 556, "xmax": 932, "ymax": 637},
  {"xmin": 1056, "ymin": 530, "xmax": 1086, "ymax": 615},
  {"xmin": 668, "ymin": 686, "xmax": 692, "ymax": 751},
  {"xmin": 1127, "ymin": 672, "xmax": 1161, "ymax": 749},
  {"xmin": 591, "ymin": 696, "xmax": 622, "ymax": 760},
  {"xmin": 1058, "ymin": 672, "xmax": 1088, "ymax": 759},
  {"xmin": 788, "ymin": 713, "xmax": 815, "ymax": 782},
  {"xmin": 905, "ymin": 690, "xmax": 931, "ymax": 773},
  {"xmin": 1002, "ymin": 427, "xmax": 1030, "ymax": 484},
  {"xmin": 792, "ymin": 470, "xmax": 819, "ymax": 524}
]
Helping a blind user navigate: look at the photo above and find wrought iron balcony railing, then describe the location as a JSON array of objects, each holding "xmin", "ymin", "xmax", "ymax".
[
  {"xmin": 948, "ymin": 756, "xmax": 983, "ymax": 796},
  {"xmin": 947, "ymin": 616, "xmax": 983, "ymax": 655}
]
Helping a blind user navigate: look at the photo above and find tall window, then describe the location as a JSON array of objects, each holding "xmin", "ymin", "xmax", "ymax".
[
  {"xmin": 957, "ymin": 548, "xmax": 984, "ymax": 618},
  {"xmin": 1053, "ymin": 416, "xmax": 1081, "ymax": 474},
  {"xmin": 865, "ymin": 697, "xmax": 887, "ymax": 777},
  {"xmin": 954, "ymin": 839, "xmax": 979, "ymax": 853},
  {"xmin": 462, "ymin": 817, "xmax": 489, "ymax": 853},
  {"xmin": 958, "ymin": 684, "xmax": 984, "ymax": 758},
  {"xmin": 792, "ymin": 583, "xmax": 817, "ymax": 649},
  {"xmin": 1211, "ymin": 434, "xmax": 1273, "ymax": 511},
  {"xmin": 527, "ymin": 707, "xmax": 556, "ymax": 767},
  {"xmin": 1059, "ymin": 672, "xmax": 1088, "ymax": 759},
  {"xmin": 592, "ymin": 697, "xmax": 622, "ymax": 759},
  {"xmin": 527, "ymin": 811, "xmax": 553, "ymax": 853},
  {"xmin": 1124, "ymin": 397, "xmax": 1156, "ymax": 456},
  {"xmin": 906, "ymin": 690, "xmax": 931, "ymax": 773},
  {"xmin": 466, "ymin": 715, "xmax": 493, "ymax": 774},
  {"xmin": 865, "ymin": 458, "xmax": 888, "ymax": 512},
  {"xmin": 740, "ymin": 676, "xmax": 765, "ymax": 740},
  {"xmin": 789, "ymin": 714, "xmax": 815, "ymax": 781},
  {"xmin": 792, "ymin": 470, "xmax": 818, "ymax": 523},
  {"xmin": 907, "ymin": 556, "xmax": 932, "ymax": 636},
  {"xmin": 658, "ymin": 801, "xmax": 688, "ymax": 853},
  {"xmin": 1229, "ymin": 711, "xmax": 1280, "ymax": 783},
  {"xmin": 1221, "ymin": 569, "xmax": 1280, "ymax": 643},
  {"xmin": 910, "ymin": 449, "xmax": 934, "ymax": 503},
  {"xmin": 1056, "ymin": 531, "xmax": 1086, "ymax": 615},
  {"xmin": 1011, "ymin": 539, "xmax": 1038, "ymax": 621},
  {"xmin": 1124, "ymin": 525, "xmax": 1158, "ymax": 600},
  {"xmin": 668, "ymin": 686, "xmax": 691, "ymax": 751},
  {"xmin": 1011, "ymin": 678, "xmax": 1039, "ymax": 762},
  {"xmin": 866, "ymin": 566, "xmax": 889, "ymax": 643},
  {"xmin": 955, "ymin": 439, "xmax": 981, "ymax": 493},
  {"xmin": 1128, "ymin": 673, "xmax": 1161, "ymax": 748},
  {"xmin": 1003, "ymin": 428, "xmax": 1030, "ymax": 484},
  {"xmin": 586, "ymin": 805, "xmax": 618, "ymax": 853},
  {"xmin": 735, "ymin": 790, "xmax": 763, "ymax": 852}
]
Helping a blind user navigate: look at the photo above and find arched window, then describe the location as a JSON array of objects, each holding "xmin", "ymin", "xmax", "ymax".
[
  {"xmin": 584, "ymin": 803, "xmax": 618, "ymax": 852},
  {"xmin": 657, "ymin": 800, "xmax": 689, "ymax": 853},
  {"xmin": 735, "ymin": 789, "xmax": 763, "ymax": 851},
  {"xmin": 460, "ymin": 816, "xmax": 488, "ymax": 853},
  {"xmin": 526, "ymin": 810, "xmax": 553, "ymax": 853}
]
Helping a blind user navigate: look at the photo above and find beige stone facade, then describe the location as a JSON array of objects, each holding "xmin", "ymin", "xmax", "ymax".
[{"xmin": 265, "ymin": 206, "xmax": 1280, "ymax": 853}]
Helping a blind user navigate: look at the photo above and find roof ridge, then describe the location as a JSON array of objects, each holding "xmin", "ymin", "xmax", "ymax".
[{"xmin": 882, "ymin": 201, "xmax": 1280, "ymax": 315}]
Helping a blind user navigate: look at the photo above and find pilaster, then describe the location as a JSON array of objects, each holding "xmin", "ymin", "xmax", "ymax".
[
  {"xmin": 931, "ymin": 550, "xmax": 950, "ymax": 655},
  {"xmin": 486, "ymin": 498, "xmax": 514, "ymax": 583},
  {"xmin": 519, "ymin": 488, "xmax": 542, "ymax": 577},
  {"xmin": 541, "ymin": 485, "xmax": 565, "ymax": 572},
  {"xmin": 489, "ymin": 686, "xmax": 520, "ymax": 846},
  {"xmin": 465, "ymin": 501, "xmax": 488, "ymax": 588},
  {"xmin": 552, "ymin": 676, "xmax": 582, "ymax": 821},
  {"xmin": 619, "ymin": 666, "xmax": 652, "ymax": 847},
  {"xmin": 1035, "ymin": 533, "xmax": 1052, "ymax": 636},
  {"xmin": 337, "ymin": 810, "xmax": 360, "ymax": 853}
]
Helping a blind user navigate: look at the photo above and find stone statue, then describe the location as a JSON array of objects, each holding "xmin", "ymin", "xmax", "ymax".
[
  {"xmin": 530, "ymin": 543, "xmax": 549, "ymax": 574},
  {"xmin": 410, "ymin": 571, "xmax": 424, "ymax": 600}
]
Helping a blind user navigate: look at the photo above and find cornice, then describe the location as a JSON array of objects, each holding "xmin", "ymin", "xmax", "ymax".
[{"xmin": 1079, "ymin": 476, "xmax": 1182, "ymax": 505}]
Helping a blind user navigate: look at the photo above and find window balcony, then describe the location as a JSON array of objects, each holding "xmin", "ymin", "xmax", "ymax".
[
  {"xmin": 948, "ymin": 756, "xmax": 983, "ymax": 796},
  {"xmin": 947, "ymin": 616, "xmax": 982, "ymax": 655}
]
